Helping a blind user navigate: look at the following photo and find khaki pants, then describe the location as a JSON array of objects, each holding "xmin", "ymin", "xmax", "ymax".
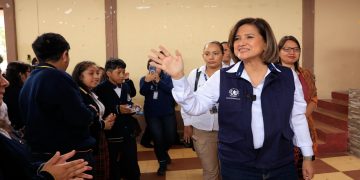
[{"xmin": 192, "ymin": 128, "xmax": 220, "ymax": 180}]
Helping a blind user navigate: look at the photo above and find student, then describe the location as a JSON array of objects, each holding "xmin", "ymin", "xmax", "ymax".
[
  {"xmin": 72, "ymin": 61, "xmax": 116, "ymax": 180},
  {"xmin": 3, "ymin": 61, "xmax": 31, "ymax": 130},
  {"xmin": 149, "ymin": 18, "xmax": 314, "ymax": 179},
  {"xmin": 19, "ymin": 33, "xmax": 97, "ymax": 169},
  {"xmin": 0, "ymin": 68, "xmax": 93, "ymax": 180},
  {"xmin": 182, "ymin": 41, "xmax": 223, "ymax": 180},
  {"xmin": 94, "ymin": 58, "xmax": 140, "ymax": 180}
]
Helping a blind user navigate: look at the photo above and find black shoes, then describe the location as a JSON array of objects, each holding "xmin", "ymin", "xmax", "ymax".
[{"xmin": 157, "ymin": 163, "xmax": 167, "ymax": 176}]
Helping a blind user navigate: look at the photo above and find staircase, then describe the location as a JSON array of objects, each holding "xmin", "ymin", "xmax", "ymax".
[{"xmin": 313, "ymin": 91, "xmax": 349, "ymax": 155}]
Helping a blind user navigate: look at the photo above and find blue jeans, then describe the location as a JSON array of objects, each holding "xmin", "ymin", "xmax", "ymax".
[
  {"xmin": 220, "ymin": 161, "xmax": 297, "ymax": 180},
  {"xmin": 147, "ymin": 113, "xmax": 177, "ymax": 163}
]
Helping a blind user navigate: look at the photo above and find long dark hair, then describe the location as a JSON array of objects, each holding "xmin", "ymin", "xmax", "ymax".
[
  {"xmin": 278, "ymin": 35, "xmax": 301, "ymax": 71},
  {"xmin": 5, "ymin": 61, "xmax": 31, "ymax": 87},
  {"xmin": 72, "ymin": 61, "xmax": 97, "ymax": 93}
]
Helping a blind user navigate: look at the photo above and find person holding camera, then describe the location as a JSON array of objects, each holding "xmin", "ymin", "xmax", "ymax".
[
  {"xmin": 181, "ymin": 41, "xmax": 223, "ymax": 180},
  {"xmin": 139, "ymin": 59, "xmax": 177, "ymax": 176}
]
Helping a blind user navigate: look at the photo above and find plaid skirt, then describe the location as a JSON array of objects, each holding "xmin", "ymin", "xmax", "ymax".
[{"xmin": 94, "ymin": 131, "xmax": 110, "ymax": 180}]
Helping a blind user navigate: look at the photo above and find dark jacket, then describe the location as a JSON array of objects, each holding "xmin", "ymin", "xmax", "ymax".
[
  {"xmin": 79, "ymin": 88, "xmax": 105, "ymax": 154},
  {"xmin": 218, "ymin": 63, "xmax": 295, "ymax": 169},
  {"xmin": 93, "ymin": 80, "xmax": 138, "ymax": 142},
  {"xmin": 19, "ymin": 63, "xmax": 96, "ymax": 153},
  {"xmin": 0, "ymin": 132, "xmax": 54, "ymax": 180},
  {"xmin": 3, "ymin": 84, "xmax": 24, "ymax": 130},
  {"xmin": 139, "ymin": 72, "xmax": 176, "ymax": 118}
]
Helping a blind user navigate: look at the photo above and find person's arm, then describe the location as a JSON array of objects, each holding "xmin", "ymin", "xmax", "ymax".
[
  {"xmin": 149, "ymin": 46, "xmax": 219, "ymax": 116},
  {"xmin": 124, "ymin": 79, "xmax": 136, "ymax": 97},
  {"xmin": 139, "ymin": 76, "xmax": 152, "ymax": 96},
  {"xmin": 156, "ymin": 75, "xmax": 173, "ymax": 94},
  {"xmin": 172, "ymin": 71, "xmax": 220, "ymax": 116},
  {"xmin": 290, "ymin": 70, "xmax": 314, "ymax": 179}
]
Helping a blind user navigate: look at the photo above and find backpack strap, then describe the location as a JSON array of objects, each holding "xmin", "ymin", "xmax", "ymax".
[{"xmin": 194, "ymin": 68, "xmax": 201, "ymax": 92}]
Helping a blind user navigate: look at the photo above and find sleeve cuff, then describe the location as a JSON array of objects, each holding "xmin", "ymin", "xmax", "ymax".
[{"xmin": 300, "ymin": 146, "xmax": 314, "ymax": 157}]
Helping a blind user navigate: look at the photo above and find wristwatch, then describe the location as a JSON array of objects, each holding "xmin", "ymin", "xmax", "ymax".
[{"xmin": 303, "ymin": 155, "xmax": 315, "ymax": 161}]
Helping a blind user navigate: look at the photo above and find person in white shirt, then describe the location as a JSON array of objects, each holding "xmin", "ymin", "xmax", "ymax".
[
  {"xmin": 221, "ymin": 41, "xmax": 235, "ymax": 68},
  {"xmin": 149, "ymin": 17, "xmax": 314, "ymax": 180},
  {"xmin": 182, "ymin": 41, "xmax": 223, "ymax": 180}
]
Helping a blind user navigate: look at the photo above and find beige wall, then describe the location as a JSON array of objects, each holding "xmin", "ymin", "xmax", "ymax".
[
  {"xmin": 314, "ymin": 0, "xmax": 360, "ymax": 98},
  {"xmin": 14, "ymin": 0, "xmax": 304, "ymax": 104},
  {"xmin": 116, "ymin": 0, "xmax": 302, "ymax": 104},
  {"xmin": 15, "ymin": 0, "xmax": 106, "ymax": 72}
]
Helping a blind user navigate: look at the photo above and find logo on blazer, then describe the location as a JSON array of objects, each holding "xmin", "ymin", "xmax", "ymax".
[
  {"xmin": 229, "ymin": 88, "xmax": 240, "ymax": 98},
  {"xmin": 226, "ymin": 88, "xmax": 241, "ymax": 100}
]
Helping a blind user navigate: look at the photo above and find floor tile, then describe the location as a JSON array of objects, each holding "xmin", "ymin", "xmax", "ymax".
[
  {"xmin": 141, "ymin": 172, "xmax": 166, "ymax": 180},
  {"xmin": 343, "ymin": 170, "xmax": 360, "ymax": 180},
  {"xmin": 321, "ymin": 155, "xmax": 360, "ymax": 171},
  {"xmin": 313, "ymin": 159, "xmax": 339, "ymax": 174},
  {"xmin": 313, "ymin": 172, "xmax": 353, "ymax": 180},
  {"xmin": 167, "ymin": 157, "xmax": 202, "ymax": 171},
  {"xmin": 166, "ymin": 169, "xmax": 203, "ymax": 180}
]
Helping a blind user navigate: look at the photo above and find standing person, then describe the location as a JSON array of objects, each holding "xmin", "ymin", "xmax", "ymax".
[
  {"xmin": 221, "ymin": 41, "xmax": 235, "ymax": 68},
  {"xmin": 278, "ymin": 35, "xmax": 318, "ymax": 179},
  {"xmin": 139, "ymin": 59, "xmax": 177, "ymax": 176},
  {"xmin": 72, "ymin": 61, "xmax": 117, "ymax": 180},
  {"xmin": 0, "ymin": 67, "xmax": 93, "ymax": 180},
  {"xmin": 149, "ymin": 17, "xmax": 314, "ymax": 180},
  {"xmin": 3, "ymin": 61, "xmax": 31, "ymax": 130},
  {"xmin": 94, "ymin": 58, "xmax": 140, "ymax": 180},
  {"xmin": 182, "ymin": 41, "xmax": 223, "ymax": 180},
  {"xmin": 19, "ymin": 33, "xmax": 97, "ymax": 169}
]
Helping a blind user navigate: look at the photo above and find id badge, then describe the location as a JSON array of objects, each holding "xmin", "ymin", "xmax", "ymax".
[{"xmin": 153, "ymin": 91, "xmax": 158, "ymax": 99}]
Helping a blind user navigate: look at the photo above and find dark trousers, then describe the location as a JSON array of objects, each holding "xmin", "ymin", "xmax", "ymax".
[
  {"xmin": 108, "ymin": 136, "xmax": 140, "ymax": 180},
  {"xmin": 147, "ymin": 113, "xmax": 177, "ymax": 163},
  {"xmin": 140, "ymin": 119, "xmax": 152, "ymax": 145},
  {"xmin": 220, "ymin": 161, "xmax": 297, "ymax": 180}
]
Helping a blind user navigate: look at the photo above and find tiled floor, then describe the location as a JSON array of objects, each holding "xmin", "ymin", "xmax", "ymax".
[{"xmin": 137, "ymin": 144, "xmax": 360, "ymax": 180}]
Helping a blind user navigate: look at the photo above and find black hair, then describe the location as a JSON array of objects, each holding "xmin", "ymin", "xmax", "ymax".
[
  {"xmin": 32, "ymin": 33, "xmax": 70, "ymax": 63},
  {"xmin": 204, "ymin": 41, "xmax": 224, "ymax": 54},
  {"xmin": 105, "ymin": 58, "xmax": 126, "ymax": 72},
  {"xmin": 5, "ymin": 61, "xmax": 32, "ymax": 87}
]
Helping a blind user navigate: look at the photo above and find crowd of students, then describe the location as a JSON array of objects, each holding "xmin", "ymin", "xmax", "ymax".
[{"xmin": 0, "ymin": 17, "xmax": 318, "ymax": 180}]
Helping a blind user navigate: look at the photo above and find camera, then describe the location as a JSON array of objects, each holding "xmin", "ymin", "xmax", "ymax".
[{"xmin": 149, "ymin": 65, "xmax": 156, "ymax": 74}]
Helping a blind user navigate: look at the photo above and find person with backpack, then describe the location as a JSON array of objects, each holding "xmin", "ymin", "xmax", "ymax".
[{"xmin": 181, "ymin": 41, "xmax": 223, "ymax": 180}]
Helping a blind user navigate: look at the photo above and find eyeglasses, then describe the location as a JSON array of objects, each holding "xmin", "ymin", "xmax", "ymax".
[{"xmin": 282, "ymin": 47, "xmax": 301, "ymax": 53}]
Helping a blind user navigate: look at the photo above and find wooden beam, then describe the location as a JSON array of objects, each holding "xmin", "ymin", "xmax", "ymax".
[
  {"xmin": 302, "ymin": 0, "xmax": 315, "ymax": 73},
  {"xmin": 105, "ymin": 0, "xmax": 118, "ymax": 60},
  {"xmin": 0, "ymin": 0, "xmax": 17, "ymax": 62}
]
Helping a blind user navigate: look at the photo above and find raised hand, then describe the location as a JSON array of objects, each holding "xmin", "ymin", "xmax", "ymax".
[
  {"xmin": 104, "ymin": 113, "xmax": 116, "ymax": 130},
  {"xmin": 41, "ymin": 151, "xmax": 93, "ymax": 179},
  {"xmin": 148, "ymin": 46, "xmax": 185, "ymax": 80}
]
